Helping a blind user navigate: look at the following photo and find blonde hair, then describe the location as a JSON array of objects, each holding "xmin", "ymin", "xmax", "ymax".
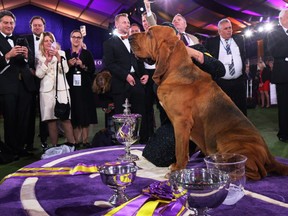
[
  {"xmin": 39, "ymin": 31, "xmax": 56, "ymax": 56},
  {"xmin": 115, "ymin": 13, "xmax": 128, "ymax": 23}
]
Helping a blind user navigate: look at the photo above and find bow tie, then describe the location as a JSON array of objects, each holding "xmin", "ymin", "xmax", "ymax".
[
  {"xmin": 5, "ymin": 35, "xmax": 13, "ymax": 40},
  {"xmin": 36, "ymin": 36, "xmax": 40, "ymax": 41},
  {"xmin": 121, "ymin": 34, "xmax": 129, "ymax": 40}
]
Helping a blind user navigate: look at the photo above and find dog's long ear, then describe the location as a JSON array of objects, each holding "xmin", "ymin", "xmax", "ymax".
[{"xmin": 152, "ymin": 31, "xmax": 178, "ymax": 85}]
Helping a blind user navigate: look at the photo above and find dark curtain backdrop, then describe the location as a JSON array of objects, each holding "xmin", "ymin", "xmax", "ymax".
[{"xmin": 11, "ymin": 5, "xmax": 110, "ymax": 61}]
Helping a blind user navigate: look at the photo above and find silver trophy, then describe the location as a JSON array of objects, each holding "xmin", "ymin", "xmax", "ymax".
[
  {"xmin": 113, "ymin": 99, "xmax": 142, "ymax": 162},
  {"xmin": 99, "ymin": 162, "xmax": 137, "ymax": 206}
]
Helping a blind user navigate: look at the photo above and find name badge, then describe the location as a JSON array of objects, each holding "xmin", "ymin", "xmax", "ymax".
[
  {"xmin": 223, "ymin": 54, "xmax": 233, "ymax": 65},
  {"xmin": 73, "ymin": 74, "xmax": 81, "ymax": 86}
]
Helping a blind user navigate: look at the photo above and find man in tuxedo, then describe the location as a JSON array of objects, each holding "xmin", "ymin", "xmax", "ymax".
[
  {"xmin": 0, "ymin": 10, "xmax": 36, "ymax": 158},
  {"xmin": 267, "ymin": 9, "xmax": 288, "ymax": 142},
  {"xmin": 24, "ymin": 16, "xmax": 49, "ymax": 151},
  {"xmin": 103, "ymin": 13, "xmax": 149, "ymax": 143},
  {"xmin": 205, "ymin": 18, "xmax": 247, "ymax": 116}
]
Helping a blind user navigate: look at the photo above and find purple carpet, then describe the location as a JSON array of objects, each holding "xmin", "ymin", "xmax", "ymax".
[{"xmin": 0, "ymin": 145, "xmax": 288, "ymax": 215}]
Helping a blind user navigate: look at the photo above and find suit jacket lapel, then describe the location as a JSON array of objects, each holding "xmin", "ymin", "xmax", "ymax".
[
  {"xmin": 26, "ymin": 35, "xmax": 35, "ymax": 57},
  {"xmin": 213, "ymin": 36, "xmax": 221, "ymax": 59},
  {"xmin": 0, "ymin": 34, "xmax": 13, "ymax": 55},
  {"xmin": 115, "ymin": 36, "xmax": 130, "ymax": 54}
]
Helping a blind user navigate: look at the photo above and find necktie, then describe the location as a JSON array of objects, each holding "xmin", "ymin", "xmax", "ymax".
[
  {"xmin": 180, "ymin": 33, "xmax": 189, "ymax": 46},
  {"xmin": 36, "ymin": 36, "xmax": 40, "ymax": 41},
  {"xmin": 6, "ymin": 35, "xmax": 13, "ymax": 40},
  {"xmin": 225, "ymin": 39, "xmax": 235, "ymax": 76},
  {"xmin": 121, "ymin": 34, "xmax": 129, "ymax": 40}
]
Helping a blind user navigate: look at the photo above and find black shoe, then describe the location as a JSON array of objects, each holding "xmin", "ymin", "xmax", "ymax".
[
  {"xmin": 19, "ymin": 150, "xmax": 34, "ymax": 157},
  {"xmin": 13, "ymin": 154, "xmax": 20, "ymax": 161},
  {"xmin": 279, "ymin": 137, "xmax": 288, "ymax": 143},
  {"xmin": 25, "ymin": 147, "xmax": 38, "ymax": 152},
  {"xmin": 63, "ymin": 142, "xmax": 77, "ymax": 150},
  {"xmin": 82, "ymin": 142, "xmax": 91, "ymax": 149},
  {"xmin": 41, "ymin": 141, "xmax": 48, "ymax": 151}
]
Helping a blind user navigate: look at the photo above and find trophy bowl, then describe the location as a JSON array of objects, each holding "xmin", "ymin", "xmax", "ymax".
[
  {"xmin": 170, "ymin": 168, "xmax": 229, "ymax": 216},
  {"xmin": 99, "ymin": 162, "xmax": 138, "ymax": 206},
  {"xmin": 204, "ymin": 153, "xmax": 247, "ymax": 205},
  {"xmin": 113, "ymin": 113, "xmax": 142, "ymax": 162}
]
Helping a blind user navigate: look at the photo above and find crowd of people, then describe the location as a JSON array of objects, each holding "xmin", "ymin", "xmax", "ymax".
[
  {"xmin": 0, "ymin": 11, "xmax": 97, "ymax": 161},
  {"xmin": 0, "ymin": 3, "xmax": 288, "ymax": 162}
]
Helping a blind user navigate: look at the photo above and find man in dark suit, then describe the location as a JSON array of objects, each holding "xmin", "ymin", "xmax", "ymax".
[
  {"xmin": 24, "ymin": 16, "xmax": 49, "ymax": 151},
  {"xmin": 205, "ymin": 18, "xmax": 247, "ymax": 116},
  {"xmin": 103, "ymin": 13, "xmax": 149, "ymax": 143},
  {"xmin": 0, "ymin": 10, "xmax": 36, "ymax": 158},
  {"xmin": 267, "ymin": 9, "xmax": 288, "ymax": 142},
  {"xmin": 172, "ymin": 13, "xmax": 199, "ymax": 46}
]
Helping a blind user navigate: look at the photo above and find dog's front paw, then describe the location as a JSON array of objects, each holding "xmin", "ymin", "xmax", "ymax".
[
  {"xmin": 164, "ymin": 170, "xmax": 171, "ymax": 179},
  {"xmin": 169, "ymin": 163, "xmax": 178, "ymax": 172}
]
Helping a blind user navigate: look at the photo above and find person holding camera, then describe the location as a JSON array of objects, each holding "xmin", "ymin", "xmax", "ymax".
[
  {"xmin": 65, "ymin": 29, "xmax": 97, "ymax": 147},
  {"xmin": 0, "ymin": 10, "xmax": 36, "ymax": 159},
  {"xmin": 35, "ymin": 32, "xmax": 75, "ymax": 147}
]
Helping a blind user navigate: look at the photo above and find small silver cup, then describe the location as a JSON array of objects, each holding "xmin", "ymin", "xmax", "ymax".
[{"xmin": 99, "ymin": 162, "xmax": 137, "ymax": 206}]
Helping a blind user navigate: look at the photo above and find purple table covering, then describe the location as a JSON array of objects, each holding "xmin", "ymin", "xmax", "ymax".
[{"xmin": 0, "ymin": 145, "xmax": 288, "ymax": 216}]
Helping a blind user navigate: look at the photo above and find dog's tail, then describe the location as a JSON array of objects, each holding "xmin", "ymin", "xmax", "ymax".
[{"xmin": 267, "ymin": 157, "xmax": 288, "ymax": 176}]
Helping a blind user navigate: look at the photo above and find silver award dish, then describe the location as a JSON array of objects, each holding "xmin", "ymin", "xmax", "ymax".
[
  {"xmin": 170, "ymin": 168, "xmax": 229, "ymax": 216},
  {"xmin": 99, "ymin": 162, "xmax": 138, "ymax": 206}
]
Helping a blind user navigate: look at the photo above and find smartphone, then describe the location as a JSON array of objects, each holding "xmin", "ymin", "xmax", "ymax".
[
  {"xmin": 71, "ymin": 52, "xmax": 78, "ymax": 58},
  {"xmin": 16, "ymin": 38, "xmax": 28, "ymax": 47},
  {"xmin": 51, "ymin": 42, "xmax": 57, "ymax": 50},
  {"xmin": 80, "ymin": 25, "xmax": 86, "ymax": 37}
]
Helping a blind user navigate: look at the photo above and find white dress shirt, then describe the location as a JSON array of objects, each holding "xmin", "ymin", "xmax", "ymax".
[
  {"xmin": 114, "ymin": 30, "xmax": 135, "ymax": 72},
  {"xmin": 218, "ymin": 37, "xmax": 243, "ymax": 80}
]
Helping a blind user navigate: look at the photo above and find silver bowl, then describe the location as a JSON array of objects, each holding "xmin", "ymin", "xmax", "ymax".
[
  {"xmin": 170, "ymin": 168, "xmax": 229, "ymax": 216},
  {"xmin": 204, "ymin": 153, "xmax": 247, "ymax": 205},
  {"xmin": 99, "ymin": 162, "xmax": 138, "ymax": 206}
]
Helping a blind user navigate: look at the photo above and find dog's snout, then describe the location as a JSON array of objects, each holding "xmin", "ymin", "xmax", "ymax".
[{"xmin": 128, "ymin": 35, "xmax": 133, "ymax": 42}]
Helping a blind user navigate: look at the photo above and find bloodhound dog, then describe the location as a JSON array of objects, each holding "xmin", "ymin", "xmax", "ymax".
[{"xmin": 129, "ymin": 26, "xmax": 288, "ymax": 180}]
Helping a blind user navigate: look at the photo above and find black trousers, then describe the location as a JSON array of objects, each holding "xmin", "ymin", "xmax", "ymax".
[
  {"xmin": 216, "ymin": 76, "xmax": 247, "ymax": 116},
  {"xmin": 0, "ymin": 81, "xmax": 34, "ymax": 154},
  {"xmin": 145, "ymin": 69, "xmax": 157, "ymax": 137},
  {"xmin": 276, "ymin": 83, "xmax": 288, "ymax": 139},
  {"xmin": 112, "ymin": 75, "xmax": 148, "ymax": 142},
  {"xmin": 17, "ymin": 81, "xmax": 35, "ymax": 152},
  {"xmin": 0, "ymin": 93, "xmax": 18, "ymax": 153}
]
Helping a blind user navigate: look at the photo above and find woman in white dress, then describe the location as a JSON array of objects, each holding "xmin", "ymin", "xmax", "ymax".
[{"xmin": 36, "ymin": 32, "xmax": 75, "ymax": 147}]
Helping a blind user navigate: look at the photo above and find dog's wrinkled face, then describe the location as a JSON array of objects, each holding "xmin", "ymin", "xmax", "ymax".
[
  {"xmin": 130, "ymin": 26, "xmax": 181, "ymax": 85},
  {"xmin": 129, "ymin": 26, "xmax": 178, "ymax": 61}
]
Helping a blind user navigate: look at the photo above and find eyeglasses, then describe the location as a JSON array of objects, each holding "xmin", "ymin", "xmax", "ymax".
[{"xmin": 71, "ymin": 36, "xmax": 82, "ymax": 40}]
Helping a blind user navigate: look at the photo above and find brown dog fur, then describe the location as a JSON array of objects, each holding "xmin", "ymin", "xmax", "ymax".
[
  {"xmin": 92, "ymin": 70, "xmax": 112, "ymax": 94},
  {"xmin": 129, "ymin": 26, "xmax": 288, "ymax": 180}
]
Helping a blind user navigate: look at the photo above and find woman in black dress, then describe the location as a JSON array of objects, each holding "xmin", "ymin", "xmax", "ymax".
[{"xmin": 65, "ymin": 29, "xmax": 97, "ymax": 146}]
